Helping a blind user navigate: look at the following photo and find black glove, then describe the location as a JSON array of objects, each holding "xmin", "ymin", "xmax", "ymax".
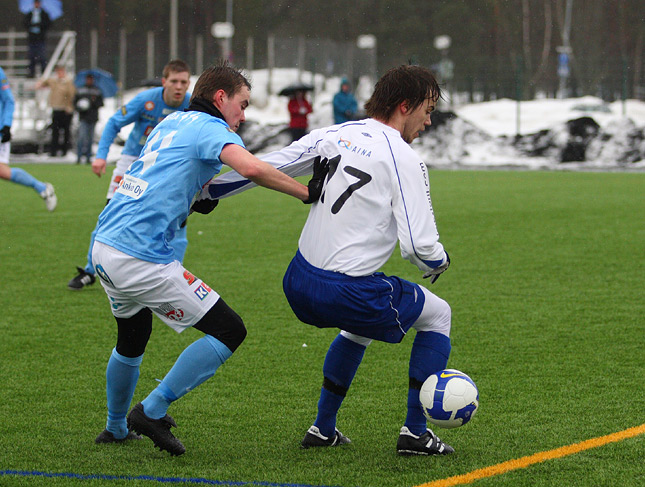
[
  {"xmin": 0, "ymin": 126, "xmax": 11, "ymax": 143},
  {"xmin": 423, "ymin": 252, "xmax": 450, "ymax": 284},
  {"xmin": 191, "ymin": 198, "xmax": 219, "ymax": 215},
  {"xmin": 304, "ymin": 155, "xmax": 338, "ymax": 204}
]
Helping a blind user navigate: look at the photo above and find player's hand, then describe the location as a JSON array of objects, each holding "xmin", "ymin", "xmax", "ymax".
[
  {"xmin": 191, "ymin": 198, "xmax": 219, "ymax": 215},
  {"xmin": 92, "ymin": 158, "xmax": 107, "ymax": 177},
  {"xmin": 423, "ymin": 252, "xmax": 450, "ymax": 284},
  {"xmin": 304, "ymin": 155, "xmax": 338, "ymax": 204},
  {"xmin": 0, "ymin": 126, "xmax": 11, "ymax": 143}
]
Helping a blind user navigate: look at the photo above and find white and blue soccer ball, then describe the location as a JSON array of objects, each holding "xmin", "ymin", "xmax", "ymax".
[{"xmin": 419, "ymin": 369, "xmax": 479, "ymax": 429}]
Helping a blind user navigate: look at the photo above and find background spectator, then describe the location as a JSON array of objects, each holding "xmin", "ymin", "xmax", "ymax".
[
  {"xmin": 333, "ymin": 77, "xmax": 358, "ymax": 124},
  {"xmin": 37, "ymin": 65, "xmax": 76, "ymax": 157},
  {"xmin": 74, "ymin": 73, "xmax": 103, "ymax": 164},
  {"xmin": 287, "ymin": 89, "xmax": 313, "ymax": 142},
  {"xmin": 23, "ymin": 0, "xmax": 51, "ymax": 78}
]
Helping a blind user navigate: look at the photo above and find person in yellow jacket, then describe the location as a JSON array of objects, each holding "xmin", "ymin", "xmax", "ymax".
[{"xmin": 36, "ymin": 65, "xmax": 76, "ymax": 157}]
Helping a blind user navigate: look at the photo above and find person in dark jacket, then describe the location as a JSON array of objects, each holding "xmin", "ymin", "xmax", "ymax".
[
  {"xmin": 74, "ymin": 74, "xmax": 104, "ymax": 164},
  {"xmin": 23, "ymin": 0, "xmax": 51, "ymax": 78}
]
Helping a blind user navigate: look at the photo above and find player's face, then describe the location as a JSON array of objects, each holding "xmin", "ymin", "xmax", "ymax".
[
  {"xmin": 218, "ymin": 86, "xmax": 250, "ymax": 132},
  {"xmin": 162, "ymin": 71, "xmax": 191, "ymax": 107},
  {"xmin": 401, "ymin": 97, "xmax": 436, "ymax": 144}
]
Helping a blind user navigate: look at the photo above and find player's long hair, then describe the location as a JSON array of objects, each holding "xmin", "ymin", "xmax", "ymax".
[
  {"xmin": 364, "ymin": 65, "xmax": 441, "ymax": 121},
  {"xmin": 162, "ymin": 59, "xmax": 191, "ymax": 79},
  {"xmin": 190, "ymin": 59, "xmax": 251, "ymax": 103}
]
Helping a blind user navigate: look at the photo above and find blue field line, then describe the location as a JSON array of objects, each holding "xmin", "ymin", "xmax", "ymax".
[{"xmin": 0, "ymin": 470, "xmax": 346, "ymax": 487}]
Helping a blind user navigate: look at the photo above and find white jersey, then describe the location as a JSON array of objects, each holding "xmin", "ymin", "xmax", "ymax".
[{"xmin": 208, "ymin": 119, "xmax": 446, "ymax": 277}]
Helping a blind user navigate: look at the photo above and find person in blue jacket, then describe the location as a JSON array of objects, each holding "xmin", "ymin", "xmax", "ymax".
[
  {"xmin": 0, "ymin": 65, "xmax": 57, "ymax": 211},
  {"xmin": 332, "ymin": 77, "xmax": 358, "ymax": 124},
  {"xmin": 67, "ymin": 59, "xmax": 192, "ymax": 290}
]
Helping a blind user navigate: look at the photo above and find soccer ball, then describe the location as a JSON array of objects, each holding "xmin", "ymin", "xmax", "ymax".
[{"xmin": 419, "ymin": 369, "xmax": 479, "ymax": 429}]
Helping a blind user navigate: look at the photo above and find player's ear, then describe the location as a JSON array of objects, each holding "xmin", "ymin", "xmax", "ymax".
[
  {"xmin": 213, "ymin": 89, "xmax": 226, "ymax": 109},
  {"xmin": 400, "ymin": 101, "xmax": 411, "ymax": 115}
]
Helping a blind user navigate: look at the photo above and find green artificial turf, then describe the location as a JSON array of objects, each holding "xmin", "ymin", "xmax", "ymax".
[{"xmin": 0, "ymin": 164, "xmax": 643, "ymax": 487}]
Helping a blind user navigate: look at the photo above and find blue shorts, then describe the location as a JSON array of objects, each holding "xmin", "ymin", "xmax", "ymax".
[{"xmin": 283, "ymin": 250, "xmax": 425, "ymax": 343}]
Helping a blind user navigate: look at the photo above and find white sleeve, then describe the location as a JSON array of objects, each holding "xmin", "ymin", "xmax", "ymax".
[
  {"xmin": 392, "ymin": 148, "xmax": 446, "ymax": 272},
  {"xmin": 200, "ymin": 130, "xmax": 323, "ymax": 200}
]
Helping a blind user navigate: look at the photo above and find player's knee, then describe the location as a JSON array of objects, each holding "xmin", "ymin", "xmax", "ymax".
[
  {"xmin": 414, "ymin": 295, "xmax": 451, "ymax": 336},
  {"xmin": 194, "ymin": 298, "xmax": 247, "ymax": 352},
  {"xmin": 115, "ymin": 308, "xmax": 153, "ymax": 357}
]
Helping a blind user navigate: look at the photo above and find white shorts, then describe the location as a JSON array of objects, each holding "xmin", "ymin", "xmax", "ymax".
[
  {"xmin": 92, "ymin": 241, "xmax": 220, "ymax": 333},
  {"xmin": 0, "ymin": 141, "xmax": 10, "ymax": 164},
  {"xmin": 106, "ymin": 154, "xmax": 138, "ymax": 199}
]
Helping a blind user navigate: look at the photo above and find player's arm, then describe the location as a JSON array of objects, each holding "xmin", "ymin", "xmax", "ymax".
[
  {"xmin": 392, "ymin": 153, "xmax": 448, "ymax": 278},
  {"xmin": 219, "ymin": 143, "xmax": 314, "ymax": 202},
  {"xmin": 93, "ymin": 92, "xmax": 147, "ymax": 175},
  {"xmin": 0, "ymin": 75, "xmax": 15, "ymax": 138},
  {"xmin": 200, "ymin": 129, "xmax": 323, "ymax": 201}
]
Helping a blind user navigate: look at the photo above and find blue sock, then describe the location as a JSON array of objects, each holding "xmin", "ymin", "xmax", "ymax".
[
  {"xmin": 105, "ymin": 348, "xmax": 143, "ymax": 439},
  {"xmin": 314, "ymin": 334, "xmax": 366, "ymax": 437},
  {"xmin": 10, "ymin": 168, "xmax": 46, "ymax": 194},
  {"xmin": 405, "ymin": 331, "xmax": 451, "ymax": 435},
  {"xmin": 141, "ymin": 335, "xmax": 232, "ymax": 419}
]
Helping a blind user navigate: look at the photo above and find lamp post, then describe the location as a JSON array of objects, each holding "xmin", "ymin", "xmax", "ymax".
[{"xmin": 557, "ymin": 0, "xmax": 573, "ymax": 99}]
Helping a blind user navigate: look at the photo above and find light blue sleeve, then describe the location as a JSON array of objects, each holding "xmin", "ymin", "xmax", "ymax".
[
  {"xmin": 95, "ymin": 91, "xmax": 149, "ymax": 159},
  {"xmin": 0, "ymin": 68, "xmax": 15, "ymax": 128}
]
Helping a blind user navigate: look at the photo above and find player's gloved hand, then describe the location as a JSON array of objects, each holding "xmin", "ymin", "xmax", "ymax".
[
  {"xmin": 191, "ymin": 198, "xmax": 219, "ymax": 215},
  {"xmin": 304, "ymin": 155, "xmax": 338, "ymax": 204},
  {"xmin": 423, "ymin": 252, "xmax": 450, "ymax": 284},
  {"xmin": 0, "ymin": 126, "xmax": 11, "ymax": 143}
]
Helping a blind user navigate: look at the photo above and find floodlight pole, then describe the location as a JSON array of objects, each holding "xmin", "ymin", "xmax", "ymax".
[
  {"xmin": 557, "ymin": 0, "xmax": 573, "ymax": 98},
  {"xmin": 224, "ymin": 0, "xmax": 233, "ymax": 61},
  {"xmin": 170, "ymin": 0, "xmax": 178, "ymax": 59}
]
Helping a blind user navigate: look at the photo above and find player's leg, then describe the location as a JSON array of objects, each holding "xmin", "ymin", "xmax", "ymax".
[
  {"xmin": 120, "ymin": 260, "xmax": 241, "ymax": 455},
  {"xmin": 0, "ymin": 146, "xmax": 57, "ymax": 211},
  {"xmin": 91, "ymin": 242, "xmax": 152, "ymax": 444},
  {"xmin": 95, "ymin": 308, "xmax": 152, "ymax": 443},
  {"xmin": 69, "ymin": 154, "xmax": 135, "ymax": 290},
  {"xmin": 139, "ymin": 298, "xmax": 245, "ymax": 422},
  {"xmin": 106, "ymin": 154, "xmax": 137, "ymax": 200},
  {"xmin": 302, "ymin": 331, "xmax": 372, "ymax": 448},
  {"xmin": 398, "ymin": 286, "xmax": 453, "ymax": 455}
]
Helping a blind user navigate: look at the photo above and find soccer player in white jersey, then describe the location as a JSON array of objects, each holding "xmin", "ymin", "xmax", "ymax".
[
  {"xmin": 92, "ymin": 60, "xmax": 327, "ymax": 456},
  {"xmin": 201, "ymin": 65, "xmax": 454, "ymax": 456},
  {"xmin": 0, "ymin": 65, "xmax": 57, "ymax": 211},
  {"xmin": 67, "ymin": 60, "xmax": 192, "ymax": 290}
]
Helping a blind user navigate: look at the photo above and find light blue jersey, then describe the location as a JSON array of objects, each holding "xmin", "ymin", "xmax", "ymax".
[
  {"xmin": 0, "ymin": 66, "xmax": 15, "ymax": 128},
  {"xmin": 95, "ymin": 110, "xmax": 243, "ymax": 264},
  {"xmin": 96, "ymin": 87, "xmax": 191, "ymax": 160}
]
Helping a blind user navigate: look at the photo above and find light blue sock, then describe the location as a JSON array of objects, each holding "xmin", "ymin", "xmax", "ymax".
[
  {"xmin": 405, "ymin": 331, "xmax": 451, "ymax": 435},
  {"xmin": 314, "ymin": 334, "xmax": 366, "ymax": 437},
  {"xmin": 105, "ymin": 348, "xmax": 143, "ymax": 439},
  {"xmin": 141, "ymin": 335, "xmax": 232, "ymax": 419},
  {"xmin": 10, "ymin": 168, "xmax": 46, "ymax": 194}
]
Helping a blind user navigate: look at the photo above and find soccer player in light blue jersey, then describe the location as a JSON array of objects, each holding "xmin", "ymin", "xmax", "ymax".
[
  {"xmin": 0, "ymin": 65, "xmax": 57, "ymax": 211},
  {"xmin": 92, "ymin": 60, "xmax": 327, "ymax": 455},
  {"xmin": 67, "ymin": 60, "xmax": 192, "ymax": 290}
]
